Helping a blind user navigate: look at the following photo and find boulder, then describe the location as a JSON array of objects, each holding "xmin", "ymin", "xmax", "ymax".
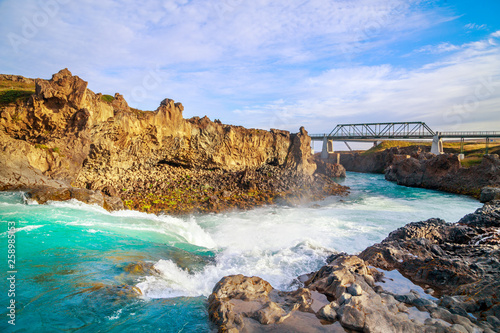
[{"xmin": 480, "ymin": 187, "xmax": 500, "ymax": 203}]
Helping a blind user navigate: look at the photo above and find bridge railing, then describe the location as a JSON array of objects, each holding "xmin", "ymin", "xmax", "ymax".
[
  {"xmin": 309, "ymin": 132, "xmax": 435, "ymax": 139},
  {"xmin": 440, "ymin": 131, "xmax": 500, "ymax": 138}
]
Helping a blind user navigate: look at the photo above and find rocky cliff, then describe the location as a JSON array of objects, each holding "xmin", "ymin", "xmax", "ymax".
[
  {"xmin": 209, "ymin": 201, "xmax": 500, "ymax": 332},
  {"xmin": 386, "ymin": 153, "xmax": 500, "ymax": 197},
  {"xmin": 0, "ymin": 69, "xmax": 347, "ymax": 213},
  {"xmin": 334, "ymin": 145, "xmax": 500, "ymax": 198},
  {"xmin": 337, "ymin": 146, "xmax": 428, "ymax": 174}
]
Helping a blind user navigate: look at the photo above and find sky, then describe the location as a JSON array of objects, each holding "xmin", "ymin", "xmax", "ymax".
[{"xmin": 1, "ymin": 0, "xmax": 499, "ymax": 136}]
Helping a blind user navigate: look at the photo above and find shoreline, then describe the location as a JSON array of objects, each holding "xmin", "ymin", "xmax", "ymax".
[{"xmin": 330, "ymin": 146, "xmax": 500, "ymax": 200}]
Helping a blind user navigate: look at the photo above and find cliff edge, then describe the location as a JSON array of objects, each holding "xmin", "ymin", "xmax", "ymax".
[{"xmin": 0, "ymin": 69, "xmax": 347, "ymax": 213}]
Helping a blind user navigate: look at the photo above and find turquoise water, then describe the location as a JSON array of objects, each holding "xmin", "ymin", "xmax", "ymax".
[{"xmin": 0, "ymin": 172, "xmax": 481, "ymax": 332}]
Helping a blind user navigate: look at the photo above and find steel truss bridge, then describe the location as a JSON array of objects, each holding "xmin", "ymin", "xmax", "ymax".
[{"xmin": 310, "ymin": 122, "xmax": 500, "ymax": 155}]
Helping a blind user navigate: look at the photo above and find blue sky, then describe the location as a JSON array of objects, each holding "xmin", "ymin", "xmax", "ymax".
[{"xmin": 1, "ymin": 0, "xmax": 499, "ymax": 135}]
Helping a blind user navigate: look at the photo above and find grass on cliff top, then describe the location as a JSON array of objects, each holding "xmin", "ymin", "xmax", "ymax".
[
  {"xmin": 364, "ymin": 140, "xmax": 500, "ymax": 156},
  {"xmin": 100, "ymin": 94, "xmax": 115, "ymax": 103},
  {"xmin": 362, "ymin": 141, "xmax": 430, "ymax": 155},
  {"xmin": 0, "ymin": 80, "xmax": 35, "ymax": 106}
]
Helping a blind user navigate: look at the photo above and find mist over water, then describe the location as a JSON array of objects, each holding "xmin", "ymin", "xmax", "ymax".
[{"xmin": 0, "ymin": 172, "xmax": 481, "ymax": 332}]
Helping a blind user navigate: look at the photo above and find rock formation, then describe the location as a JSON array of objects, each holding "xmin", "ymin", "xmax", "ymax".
[
  {"xmin": 335, "ymin": 146, "xmax": 424, "ymax": 174},
  {"xmin": 209, "ymin": 202, "xmax": 500, "ymax": 332},
  {"xmin": 334, "ymin": 145, "xmax": 500, "ymax": 198},
  {"xmin": 386, "ymin": 153, "xmax": 500, "ymax": 197},
  {"xmin": 0, "ymin": 69, "xmax": 347, "ymax": 213}
]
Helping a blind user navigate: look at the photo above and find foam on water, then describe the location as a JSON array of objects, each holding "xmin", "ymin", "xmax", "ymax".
[
  {"xmin": 0, "ymin": 173, "xmax": 483, "ymax": 332},
  {"xmin": 134, "ymin": 172, "xmax": 481, "ymax": 299}
]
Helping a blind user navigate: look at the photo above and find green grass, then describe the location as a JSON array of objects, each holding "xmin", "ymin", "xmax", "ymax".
[
  {"xmin": 0, "ymin": 90, "xmax": 34, "ymax": 105},
  {"xmin": 362, "ymin": 140, "xmax": 500, "ymax": 157},
  {"xmin": 461, "ymin": 157, "xmax": 483, "ymax": 168},
  {"xmin": 0, "ymin": 79, "xmax": 36, "ymax": 106},
  {"xmin": 100, "ymin": 94, "xmax": 115, "ymax": 103},
  {"xmin": 362, "ymin": 141, "xmax": 429, "ymax": 155}
]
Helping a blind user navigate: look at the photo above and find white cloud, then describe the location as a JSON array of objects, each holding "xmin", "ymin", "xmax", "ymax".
[
  {"xmin": 0, "ymin": 0, "xmax": 497, "ymax": 134},
  {"xmin": 416, "ymin": 42, "xmax": 460, "ymax": 54},
  {"xmin": 235, "ymin": 37, "xmax": 500, "ymax": 132},
  {"xmin": 465, "ymin": 23, "xmax": 487, "ymax": 31}
]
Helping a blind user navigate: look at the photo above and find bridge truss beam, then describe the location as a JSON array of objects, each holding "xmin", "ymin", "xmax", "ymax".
[{"xmin": 326, "ymin": 122, "xmax": 435, "ymax": 139}]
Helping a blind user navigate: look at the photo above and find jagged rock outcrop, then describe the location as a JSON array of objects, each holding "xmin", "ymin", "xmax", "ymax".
[
  {"xmin": 386, "ymin": 153, "xmax": 500, "ymax": 197},
  {"xmin": 360, "ymin": 201, "xmax": 500, "ymax": 331},
  {"xmin": 481, "ymin": 187, "xmax": 500, "ymax": 203},
  {"xmin": 209, "ymin": 203, "xmax": 500, "ymax": 332},
  {"xmin": 337, "ymin": 146, "xmax": 425, "ymax": 174},
  {"xmin": 0, "ymin": 69, "xmax": 347, "ymax": 213},
  {"xmin": 209, "ymin": 253, "xmax": 493, "ymax": 332},
  {"xmin": 208, "ymin": 275, "xmax": 332, "ymax": 332},
  {"xmin": 314, "ymin": 156, "xmax": 346, "ymax": 178}
]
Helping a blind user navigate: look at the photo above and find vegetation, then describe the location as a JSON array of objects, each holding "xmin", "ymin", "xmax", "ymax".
[
  {"xmin": 100, "ymin": 94, "xmax": 115, "ymax": 103},
  {"xmin": 460, "ymin": 157, "xmax": 483, "ymax": 168},
  {"xmin": 362, "ymin": 141, "xmax": 429, "ymax": 155},
  {"xmin": 34, "ymin": 144, "xmax": 61, "ymax": 155},
  {"xmin": 363, "ymin": 140, "xmax": 500, "ymax": 158},
  {"xmin": 0, "ymin": 90, "xmax": 34, "ymax": 105},
  {"xmin": 0, "ymin": 80, "xmax": 36, "ymax": 106}
]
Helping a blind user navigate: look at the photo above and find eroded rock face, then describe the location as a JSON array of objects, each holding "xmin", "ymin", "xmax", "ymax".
[
  {"xmin": 337, "ymin": 146, "xmax": 424, "ymax": 174},
  {"xmin": 0, "ymin": 69, "xmax": 347, "ymax": 212},
  {"xmin": 385, "ymin": 153, "xmax": 500, "ymax": 197},
  {"xmin": 314, "ymin": 156, "xmax": 346, "ymax": 178},
  {"xmin": 360, "ymin": 202, "xmax": 500, "ymax": 326},
  {"xmin": 480, "ymin": 187, "xmax": 500, "ymax": 203}
]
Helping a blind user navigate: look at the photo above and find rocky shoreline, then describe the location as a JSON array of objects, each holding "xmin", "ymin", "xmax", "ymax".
[
  {"xmin": 208, "ymin": 200, "xmax": 500, "ymax": 333},
  {"xmin": 335, "ymin": 147, "xmax": 500, "ymax": 199},
  {"xmin": 0, "ymin": 69, "xmax": 348, "ymax": 214}
]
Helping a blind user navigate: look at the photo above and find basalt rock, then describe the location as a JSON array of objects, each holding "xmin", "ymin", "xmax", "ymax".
[
  {"xmin": 385, "ymin": 153, "xmax": 500, "ymax": 197},
  {"xmin": 209, "ymin": 254, "xmax": 490, "ymax": 332},
  {"xmin": 0, "ymin": 69, "xmax": 347, "ymax": 213},
  {"xmin": 480, "ymin": 187, "xmax": 500, "ymax": 203},
  {"xmin": 209, "ymin": 203, "xmax": 499, "ymax": 332},
  {"xmin": 360, "ymin": 201, "xmax": 500, "ymax": 330},
  {"xmin": 337, "ymin": 146, "xmax": 426, "ymax": 174},
  {"xmin": 314, "ymin": 156, "xmax": 346, "ymax": 178}
]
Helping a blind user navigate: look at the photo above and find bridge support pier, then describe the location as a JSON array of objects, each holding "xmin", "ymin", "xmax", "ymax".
[
  {"xmin": 431, "ymin": 133, "xmax": 443, "ymax": 155},
  {"xmin": 321, "ymin": 136, "xmax": 334, "ymax": 159}
]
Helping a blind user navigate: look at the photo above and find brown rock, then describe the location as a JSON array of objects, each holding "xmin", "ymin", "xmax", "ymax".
[
  {"xmin": 1, "ymin": 69, "xmax": 348, "ymax": 214},
  {"xmin": 35, "ymin": 68, "xmax": 88, "ymax": 109},
  {"xmin": 386, "ymin": 153, "xmax": 500, "ymax": 197}
]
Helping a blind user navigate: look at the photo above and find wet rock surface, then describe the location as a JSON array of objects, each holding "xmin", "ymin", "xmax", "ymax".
[
  {"xmin": 0, "ymin": 69, "xmax": 348, "ymax": 213},
  {"xmin": 209, "ymin": 203, "xmax": 500, "ymax": 332}
]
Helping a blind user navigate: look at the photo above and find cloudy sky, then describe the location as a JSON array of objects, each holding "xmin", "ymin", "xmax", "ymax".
[{"xmin": 1, "ymin": 0, "xmax": 499, "ymax": 135}]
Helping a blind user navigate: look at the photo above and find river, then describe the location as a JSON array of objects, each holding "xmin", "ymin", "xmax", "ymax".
[{"xmin": 0, "ymin": 172, "xmax": 481, "ymax": 332}]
